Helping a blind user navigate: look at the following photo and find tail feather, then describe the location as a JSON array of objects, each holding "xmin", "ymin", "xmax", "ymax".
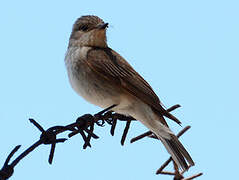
[
  {"xmin": 131, "ymin": 105, "xmax": 194, "ymax": 170},
  {"xmin": 161, "ymin": 135, "xmax": 194, "ymax": 170}
]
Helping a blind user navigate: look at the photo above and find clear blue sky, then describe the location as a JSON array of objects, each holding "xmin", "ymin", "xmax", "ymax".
[{"xmin": 0, "ymin": 0, "xmax": 238, "ymax": 179}]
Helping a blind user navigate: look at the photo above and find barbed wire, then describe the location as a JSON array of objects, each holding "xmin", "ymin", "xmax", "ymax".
[{"xmin": 0, "ymin": 104, "xmax": 202, "ymax": 180}]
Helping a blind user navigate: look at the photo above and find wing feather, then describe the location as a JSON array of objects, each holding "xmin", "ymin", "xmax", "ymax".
[{"xmin": 86, "ymin": 47, "xmax": 181, "ymax": 125}]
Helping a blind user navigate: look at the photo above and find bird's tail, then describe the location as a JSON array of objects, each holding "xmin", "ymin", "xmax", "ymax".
[
  {"xmin": 130, "ymin": 104, "xmax": 194, "ymax": 171},
  {"xmin": 159, "ymin": 134, "xmax": 195, "ymax": 171}
]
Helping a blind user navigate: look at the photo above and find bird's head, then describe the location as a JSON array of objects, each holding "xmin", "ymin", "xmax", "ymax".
[{"xmin": 69, "ymin": 15, "xmax": 108, "ymax": 48}]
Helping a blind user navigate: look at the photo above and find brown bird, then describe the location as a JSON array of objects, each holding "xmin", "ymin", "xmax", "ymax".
[{"xmin": 64, "ymin": 15, "xmax": 194, "ymax": 170}]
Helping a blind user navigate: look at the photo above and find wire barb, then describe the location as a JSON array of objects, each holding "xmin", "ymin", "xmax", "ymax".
[{"xmin": 0, "ymin": 145, "xmax": 21, "ymax": 180}]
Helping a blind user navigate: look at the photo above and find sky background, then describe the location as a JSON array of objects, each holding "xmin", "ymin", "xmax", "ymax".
[{"xmin": 0, "ymin": 0, "xmax": 238, "ymax": 179}]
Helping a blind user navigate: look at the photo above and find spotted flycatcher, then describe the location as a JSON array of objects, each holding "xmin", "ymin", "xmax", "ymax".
[{"xmin": 65, "ymin": 15, "xmax": 194, "ymax": 170}]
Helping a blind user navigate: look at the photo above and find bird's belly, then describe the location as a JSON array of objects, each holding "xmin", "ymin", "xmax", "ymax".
[
  {"xmin": 68, "ymin": 67, "xmax": 121, "ymax": 109},
  {"xmin": 65, "ymin": 52, "xmax": 136, "ymax": 115}
]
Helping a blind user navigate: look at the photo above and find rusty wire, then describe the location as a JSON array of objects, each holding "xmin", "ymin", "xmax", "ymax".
[{"xmin": 0, "ymin": 104, "xmax": 202, "ymax": 180}]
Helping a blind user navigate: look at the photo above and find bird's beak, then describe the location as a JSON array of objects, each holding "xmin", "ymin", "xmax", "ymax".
[{"xmin": 97, "ymin": 23, "xmax": 109, "ymax": 30}]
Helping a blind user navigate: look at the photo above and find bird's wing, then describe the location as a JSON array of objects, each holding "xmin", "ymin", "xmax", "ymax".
[{"xmin": 86, "ymin": 47, "xmax": 181, "ymax": 125}]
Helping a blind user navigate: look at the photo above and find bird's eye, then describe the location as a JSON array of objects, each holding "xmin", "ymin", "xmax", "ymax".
[{"xmin": 79, "ymin": 25, "xmax": 89, "ymax": 31}]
